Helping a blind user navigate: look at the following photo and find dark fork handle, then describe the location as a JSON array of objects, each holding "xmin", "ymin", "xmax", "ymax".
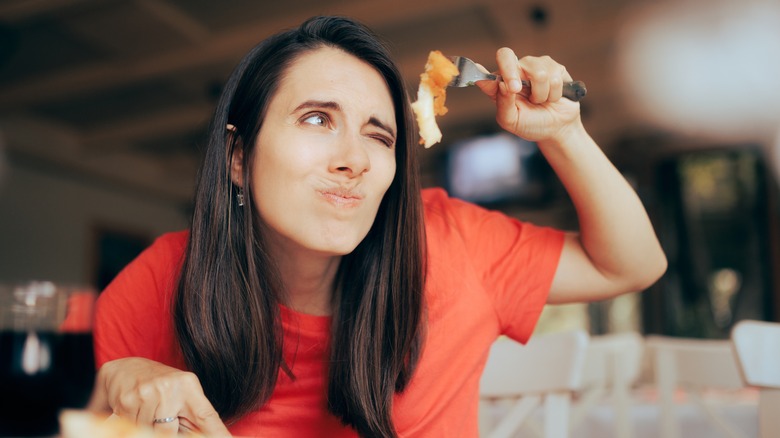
[
  {"xmin": 554, "ymin": 80, "xmax": 587, "ymax": 102},
  {"xmin": 519, "ymin": 78, "xmax": 587, "ymax": 102},
  {"xmin": 490, "ymin": 74, "xmax": 587, "ymax": 102}
]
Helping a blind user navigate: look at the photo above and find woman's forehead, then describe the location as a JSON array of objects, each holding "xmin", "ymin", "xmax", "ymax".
[{"xmin": 274, "ymin": 47, "xmax": 395, "ymax": 118}]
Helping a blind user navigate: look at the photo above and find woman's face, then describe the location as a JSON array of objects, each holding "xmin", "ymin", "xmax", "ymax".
[{"xmin": 247, "ymin": 46, "xmax": 397, "ymax": 260}]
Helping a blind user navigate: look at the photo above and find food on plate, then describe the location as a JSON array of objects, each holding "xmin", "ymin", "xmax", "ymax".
[
  {"xmin": 60, "ymin": 410, "xmax": 204, "ymax": 438},
  {"xmin": 410, "ymin": 50, "xmax": 459, "ymax": 148},
  {"xmin": 60, "ymin": 411, "xmax": 154, "ymax": 438}
]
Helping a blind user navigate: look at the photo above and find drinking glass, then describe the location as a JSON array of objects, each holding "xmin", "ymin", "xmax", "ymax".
[{"xmin": 0, "ymin": 281, "xmax": 97, "ymax": 437}]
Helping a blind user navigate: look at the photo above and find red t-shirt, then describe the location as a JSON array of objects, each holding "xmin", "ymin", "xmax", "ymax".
[{"xmin": 94, "ymin": 188, "xmax": 564, "ymax": 437}]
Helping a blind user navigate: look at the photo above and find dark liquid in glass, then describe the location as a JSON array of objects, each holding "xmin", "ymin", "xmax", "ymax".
[{"xmin": 0, "ymin": 331, "xmax": 95, "ymax": 437}]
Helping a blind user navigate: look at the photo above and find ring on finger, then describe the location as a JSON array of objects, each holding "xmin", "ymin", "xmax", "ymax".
[{"xmin": 153, "ymin": 416, "xmax": 178, "ymax": 424}]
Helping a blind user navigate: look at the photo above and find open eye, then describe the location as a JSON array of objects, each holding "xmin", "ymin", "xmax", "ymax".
[{"xmin": 301, "ymin": 112, "xmax": 329, "ymax": 127}]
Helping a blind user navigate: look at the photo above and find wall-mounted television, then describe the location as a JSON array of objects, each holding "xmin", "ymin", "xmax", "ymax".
[{"xmin": 445, "ymin": 132, "xmax": 555, "ymax": 206}]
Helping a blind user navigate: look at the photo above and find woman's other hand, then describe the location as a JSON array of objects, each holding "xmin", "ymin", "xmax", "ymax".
[
  {"xmin": 91, "ymin": 357, "xmax": 232, "ymax": 437},
  {"xmin": 475, "ymin": 47, "xmax": 581, "ymax": 143}
]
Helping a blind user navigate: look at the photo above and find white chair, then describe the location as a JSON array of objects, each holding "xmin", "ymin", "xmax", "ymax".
[
  {"xmin": 479, "ymin": 330, "xmax": 589, "ymax": 438},
  {"xmin": 570, "ymin": 331, "xmax": 645, "ymax": 438},
  {"xmin": 645, "ymin": 335, "xmax": 749, "ymax": 438},
  {"xmin": 731, "ymin": 320, "xmax": 780, "ymax": 438}
]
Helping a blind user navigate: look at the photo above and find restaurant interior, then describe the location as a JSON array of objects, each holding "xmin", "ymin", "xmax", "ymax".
[{"xmin": 1, "ymin": 0, "xmax": 778, "ymax": 436}]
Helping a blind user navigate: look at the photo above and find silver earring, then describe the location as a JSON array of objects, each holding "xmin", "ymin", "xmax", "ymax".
[{"xmin": 237, "ymin": 189, "xmax": 245, "ymax": 207}]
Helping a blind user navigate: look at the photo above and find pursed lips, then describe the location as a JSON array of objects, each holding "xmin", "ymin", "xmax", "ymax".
[{"xmin": 317, "ymin": 186, "xmax": 365, "ymax": 207}]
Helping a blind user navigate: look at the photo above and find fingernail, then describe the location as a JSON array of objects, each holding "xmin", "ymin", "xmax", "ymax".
[{"xmin": 509, "ymin": 79, "xmax": 522, "ymax": 93}]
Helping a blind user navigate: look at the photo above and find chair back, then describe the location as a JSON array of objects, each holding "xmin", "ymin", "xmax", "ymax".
[
  {"xmin": 581, "ymin": 331, "xmax": 644, "ymax": 390},
  {"xmin": 731, "ymin": 320, "xmax": 780, "ymax": 438},
  {"xmin": 646, "ymin": 336, "xmax": 744, "ymax": 390},
  {"xmin": 572, "ymin": 331, "xmax": 645, "ymax": 438},
  {"xmin": 645, "ymin": 335, "xmax": 748, "ymax": 438},
  {"xmin": 731, "ymin": 320, "xmax": 780, "ymax": 388},
  {"xmin": 479, "ymin": 330, "xmax": 589, "ymax": 438}
]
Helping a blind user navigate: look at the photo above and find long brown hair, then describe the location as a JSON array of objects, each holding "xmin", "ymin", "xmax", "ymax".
[{"xmin": 173, "ymin": 16, "xmax": 426, "ymax": 437}]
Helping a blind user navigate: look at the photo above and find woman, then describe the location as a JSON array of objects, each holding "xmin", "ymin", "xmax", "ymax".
[{"xmin": 91, "ymin": 15, "xmax": 666, "ymax": 437}]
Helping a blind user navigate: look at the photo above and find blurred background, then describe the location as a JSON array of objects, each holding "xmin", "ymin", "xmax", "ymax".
[{"xmin": 0, "ymin": 0, "xmax": 777, "ymax": 339}]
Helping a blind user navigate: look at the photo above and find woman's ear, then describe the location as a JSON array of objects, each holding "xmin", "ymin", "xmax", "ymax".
[{"xmin": 227, "ymin": 124, "xmax": 244, "ymax": 187}]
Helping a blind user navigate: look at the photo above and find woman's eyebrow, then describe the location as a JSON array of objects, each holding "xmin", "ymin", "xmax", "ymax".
[
  {"xmin": 368, "ymin": 116, "xmax": 396, "ymax": 140},
  {"xmin": 293, "ymin": 100, "xmax": 341, "ymax": 112}
]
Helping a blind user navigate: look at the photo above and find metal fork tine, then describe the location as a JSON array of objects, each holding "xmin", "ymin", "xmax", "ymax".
[{"xmin": 448, "ymin": 56, "xmax": 497, "ymax": 87}]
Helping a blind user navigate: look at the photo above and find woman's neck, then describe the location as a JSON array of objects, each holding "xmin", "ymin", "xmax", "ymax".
[{"xmin": 275, "ymin": 250, "xmax": 340, "ymax": 317}]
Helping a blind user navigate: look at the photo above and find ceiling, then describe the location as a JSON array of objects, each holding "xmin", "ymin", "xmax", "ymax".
[{"xmin": 0, "ymin": 0, "xmax": 650, "ymax": 207}]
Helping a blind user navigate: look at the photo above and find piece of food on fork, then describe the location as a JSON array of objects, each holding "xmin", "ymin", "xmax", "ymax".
[{"xmin": 410, "ymin": 50, "xmax": 459, "ymax": 148}]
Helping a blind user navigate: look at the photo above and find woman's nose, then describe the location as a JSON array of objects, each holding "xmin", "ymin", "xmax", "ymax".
[{"xmin": 329, "ymin": 133, "xmax": 371, "ymax": 177}]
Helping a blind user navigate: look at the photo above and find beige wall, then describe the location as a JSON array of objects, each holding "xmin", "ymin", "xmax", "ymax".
[{"xmin": 0, "ymin": 159, "xmax": 188, "ymax": 286}]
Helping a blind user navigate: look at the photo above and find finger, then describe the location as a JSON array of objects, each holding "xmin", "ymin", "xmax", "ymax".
[
  {"xmin": 495, "ymin": 81, "xmax": 519, "ymax": 131},
  {"xmin": 182, "ymin": 397, "xmax": 231, "ymax": 437},
  {"xmin": 111, "ymin": 389, "xmax": 141, "ymax": 425},
  {"xmin": 496, "ymin": 47, "xmax": 523, "ymax": 94},
  {"xmin": 545, "ymin": 61, "xmax": 570, "ymax": 102},
  {"xmin": 528, "ymin": 70, "xmax": 550, "ymax": 104},
  {"xmin": 560, "ymin": 64, "xmax": 573, "ymax": 83},
  {"xmin": 548, "ymin": 67, "xmax": 564, "ymax": 102},
  {"xmin": 178, "ymin": 418, "xmax": 202, "ymax": 436},
  {"xmin": 101, "ymin": 360, "xmax": 143, "ymax": 422},
  {"xmin": 179, "ymin": 386, "xmax": 231, "ymax": 437},
  {"xmin": 134, "ymin": 383, "xmax": 160, "ymax": 426},
  {"xmin": 153, "ymin": 404, "xmax": 180, "ymax": 437},
  {"xmin": 518, "ymin": 56, "xmax": 550, "ymax": 104},
  {"xmin": 153, "ymin": 418, "xmax": 180, "ymax": 437}
]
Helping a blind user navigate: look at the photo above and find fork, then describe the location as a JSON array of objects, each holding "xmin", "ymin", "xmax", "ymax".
[{"xmin": 449, "ymin": 56, "xmax": 587, "ymax": 102}]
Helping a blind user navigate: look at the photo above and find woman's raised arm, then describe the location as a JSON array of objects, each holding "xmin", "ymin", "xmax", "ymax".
[{"xmin": 476, "ymin": 47, "xmax": 667, "ymax": 304}]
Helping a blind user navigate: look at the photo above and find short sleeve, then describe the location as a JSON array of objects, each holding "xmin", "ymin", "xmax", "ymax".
[
  {"xmin": 93, "ymin": 231, "xmax": 188, "ymax": 368},
  {"xmin": 422, "ymin": 188, "xmax": 565, "ymax": 343}
]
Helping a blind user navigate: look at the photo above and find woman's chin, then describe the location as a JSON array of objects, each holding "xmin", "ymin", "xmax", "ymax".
[
  {"xmin": 309, "ymin": 230, "xmax": 370, "ymax": 256},
  {"xmin": 316, "ymin": 242, "xmax": 361, "ymax": 257}
]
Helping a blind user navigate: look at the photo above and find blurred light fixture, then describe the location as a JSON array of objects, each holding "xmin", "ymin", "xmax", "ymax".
[{"xmin": 616, "ymin": 0, "xmax": 780, "ymax": 143}]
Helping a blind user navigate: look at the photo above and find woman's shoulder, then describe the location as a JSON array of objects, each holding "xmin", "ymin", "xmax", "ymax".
[
  {"xmin": 420, "ymin": 187, "xmax": 565, "ymax": 253},
  {"xmin": 134, "ymin": 230, "xmax": 189, "ymax": 264},
  {"xmin": 420, "ymin": 188, "xmax": 497, "ymax": 254},
  {"xmin": 151, "ymin": 230, "xmax": 189, "ymax": 252},
  {"xmin": 421, "ymin": 187, "xmax": 493, "ymax": 228},
  {"xmin": 421, "ymin": 186, "xmax": 448, "ymax": 203},
  {"xmin": 421, "ymin": 187, "xmax": 470, "ymax": 216},
  {"xmin": 100, "ymin": 230, "xmax": 189, "ymax": 293}
]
